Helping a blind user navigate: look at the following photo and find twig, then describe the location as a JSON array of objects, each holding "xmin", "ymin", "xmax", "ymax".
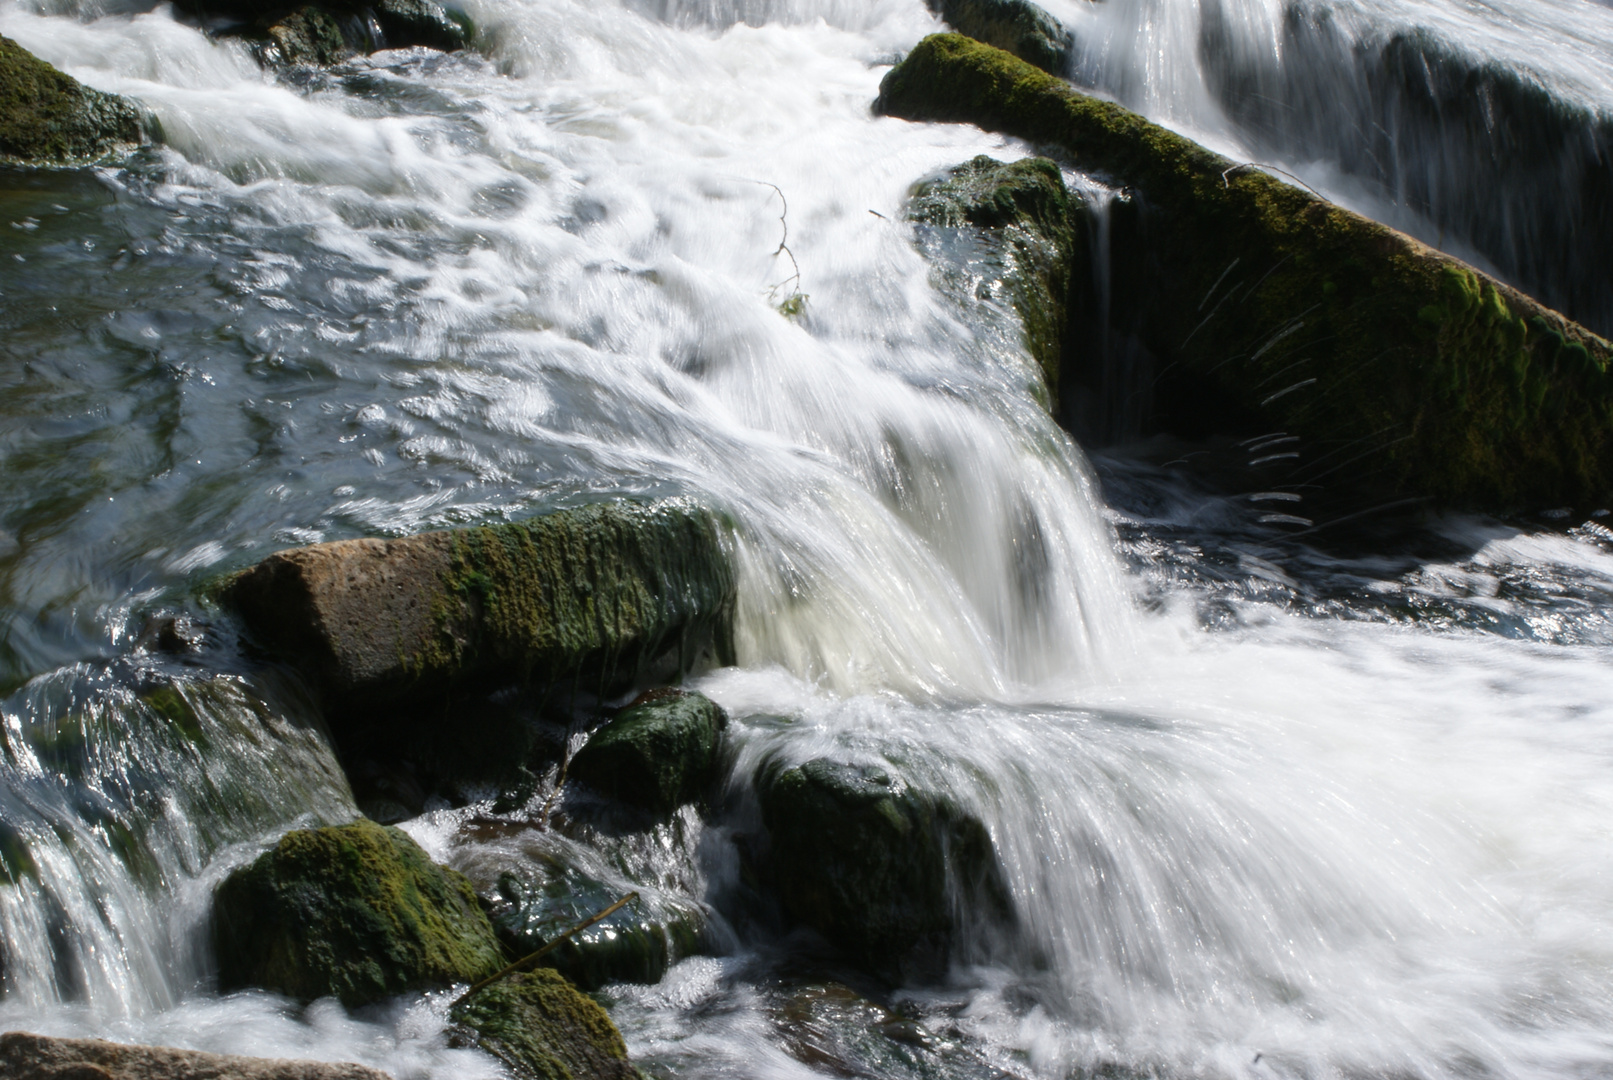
[
  {"xmin": 451, "ymin": 892, "xmax": 640, "ymax": 1010},
  {"xmin": 729, "ymin": 177, "xmax": 803, "ymax": 301},
  {"xmin": 1221, "ymin": 162, "xmax": 1326, "ymax": 201}
]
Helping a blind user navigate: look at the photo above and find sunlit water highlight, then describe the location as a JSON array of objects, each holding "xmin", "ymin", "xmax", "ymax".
[{"xmin": 3, "ymin": 0, "xmax": 1613, "ymax": 1078}]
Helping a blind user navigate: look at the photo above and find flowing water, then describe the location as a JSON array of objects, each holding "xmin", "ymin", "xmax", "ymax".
[{"xmin": 4, "ymin": 0, "xmax": 1613, "ymax": 1077}]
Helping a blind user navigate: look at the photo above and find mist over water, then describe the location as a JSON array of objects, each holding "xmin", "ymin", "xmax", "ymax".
[{"xmin": 4, "ymin": 0, "xmax": 1613, "ymax": 1077}]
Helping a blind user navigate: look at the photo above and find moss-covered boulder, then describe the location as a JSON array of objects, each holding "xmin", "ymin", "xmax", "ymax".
[
  {"xmin": 909, "ymin": 154, "xmax": 1076, "ymax": 411},
  {"xmin": 877, "ymin": 34, "xmax": 1613, "ymax": 515},
  {"xmin": 223, "ymin": 499, "xmax": 735, "ymax": 784},
  {"xmin": 0, "ymin": 1032, "xmax": 391, "ymax": 1080},
  {"xmin": 756, "ymin": 758, "xmax": 1009, "ymax": 982},
  {"xmin": 569, "ymin": 689, "xmax": 728, "ymax": 817},
  {"xmin": 484, "ymin": 858, "xmax": 703, "ymax": 991},
  {"xmin": 213, "ymin": 819, "xmax": 504, "ymax": 1006},
  {"xmin": 449, "ymin": 969, "xmax": 637, "ymax": 1080},
  {"xmin": 0, "ymin": 37, "xmax": 145, "ymax": 165},
  {"xmin": 926, "ymin": 0, "xmax": 1071, "ymax": 76}
]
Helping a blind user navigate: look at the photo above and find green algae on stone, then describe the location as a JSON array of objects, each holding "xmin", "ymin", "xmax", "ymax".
[
  {"xmin": 225, "ymin": 498, "xmax": 735, "ymax": 706},
  {"xmin": 449, "ymin": 969, "xmax": 637, "ymax": 1080},
  {"xmin": 876, "ymin": 33, "xmax": 1613, "ymax": 513},
  {"xmin": 0, "ymin": 36, "xmax": 146, "ymax": 164},
  {"xmin": 926, "ymin": 0, "xmax": 1072, "ymax": 75},
  {"xmin": 908, "ymin": 154, "xmax": 1076, "ymax": 409},
  {"xmin": 213, "ymin": 819, "xmax": 504, "ymax": 1006},
  {"xmin": 569, "ymin": 689, "xmax": 728, "ymax": 817},
  {"xmin": 259, "ymin": 7, "xmax": 353, "ymax": 66},
  {"xmin": 756, "ymin": 757, "xmax": 1010, "ymax": 982}
]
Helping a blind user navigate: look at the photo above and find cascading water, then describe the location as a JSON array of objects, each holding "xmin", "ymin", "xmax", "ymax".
[{"xmin": 4, "ymin": 0, "xmax": 1613, "ymax": 1078}]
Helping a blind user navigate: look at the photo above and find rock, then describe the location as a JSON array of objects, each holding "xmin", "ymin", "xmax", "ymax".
[
  {"xmin": 926, "ymin": 0, "xmax": 1072, "ymax": 76},
  {"xmin": 755, "ymin": 758, "xmax": 1009, "ymax": 982},
  {"xmin": 908, "ymin": 154, "xmax": 1076, "ymax": 411},
  {"xmin": 449, "ymin": 969, "xmax": 637, "ymax": 1080},
  {"xmin": 212, "ymin": 819, "xmax": 504, "ymax": 1006},
  {"xmin": 484, "ymin": 857, "xmax": 704, "ymax": 991},
  {"xmin": 0, "ymin": 36, "xmax": 146, "ymax": 165},
  {"xmin": 569, "ymin": 689, "xmax": 728, "ymax": 817},
  {"xmin": 183, "ymin": 0, "xmax": 470, "ymax": 67},
  {"xmin": 876, "ymin": 34, "xmax": 1613, "ymax": 516},
  {"xmin": 0, "ymin": 1032, "xmax": 389, "ymax": 1080},
  {"xmin": 223, "ymin": 499, "xmax": 735, "ymax": 786}
]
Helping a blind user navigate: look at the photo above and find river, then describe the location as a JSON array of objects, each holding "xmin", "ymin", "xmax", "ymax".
[{"xmin": 3, "ymin": 0, "xmax": 1613, "ymax": 1077}]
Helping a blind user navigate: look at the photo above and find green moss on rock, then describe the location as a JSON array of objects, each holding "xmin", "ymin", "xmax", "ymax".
[
  {"xmin": 213, "ymin": 819, "xmax": 504, "ymax": 1006},
  {"xmin": 756, "ymin": 757, "xmax": 1009, "ymax": 982},
  {"xmin": 449, "ymin": 969, "xmax": 637, "ymax": 1080},
  {"xmin": 909, "ymin": 154, "xmax": 1075, "ymax": 408},
  {"xmin": 926, "ymin": 0, "xmax": 1072, "ymax": 75},
  {"xmin": 569, "ymin": 689, "xmax": 727, "ymax": 817},
  {"xmin": 0, "ymin": 36, "xmax": 145, "ymax": 164},
  {"xmin": 877, "ymin": 34, "xmax": 1613, "ymax": 513}
]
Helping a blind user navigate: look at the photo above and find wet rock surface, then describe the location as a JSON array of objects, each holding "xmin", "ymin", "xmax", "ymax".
[
  {"xmin": 449, "ymin": 969, "xmax": 637, "ymax": 1080},
  {"xmin": 569, "ymin": 689, "xmax": 728, "ymax": 818},
  {"xmin": 180, "ymin": 0, "xmax": 470, "ymax": 67},
  {"xmin": 0, "ymin": 1032, "xmax": 391, "ymax": 1080},
  {"xmin": 0, "ymin": 36, "xmax": 146, "ymax": 165},
  {"xmin": 878, "ymin": 33, "xmax": 1613, "ymax": 517},
  {"xmin": 926, "ymin": 0, "xmax": 1072, "ymax": 75},
  {"xmin": 909, "ymin": 154, "xmax": 1076, "ymax": 411},
  {"xmin": 213, "ymin": 819, "xmax": 504, "ymax": 1006},
  {"xmin": 756, "ymin": 757, "xmax": 1009, "ymax": 982}
]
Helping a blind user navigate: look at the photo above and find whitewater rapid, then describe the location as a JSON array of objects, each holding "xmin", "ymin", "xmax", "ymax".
[{"xmin": 4, "ymin": 0, "xmax": 1613, "ymax": 1078}]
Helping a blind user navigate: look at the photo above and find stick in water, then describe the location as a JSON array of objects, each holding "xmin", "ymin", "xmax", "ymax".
[{"xmin": 452, "ymin": 892, "xmax": 640, "ymax": 1010}]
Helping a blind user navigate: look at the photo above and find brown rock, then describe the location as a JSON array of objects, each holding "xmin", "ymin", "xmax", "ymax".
[{"xmin": 0, "ymin": 1032, "xmax": 391, "ymax": 1080}]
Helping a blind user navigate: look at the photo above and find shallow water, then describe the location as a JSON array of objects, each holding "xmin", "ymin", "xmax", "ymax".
[{"xmin": 4, "ymin": 0, "xmax": 1613, "ymax": 1078}]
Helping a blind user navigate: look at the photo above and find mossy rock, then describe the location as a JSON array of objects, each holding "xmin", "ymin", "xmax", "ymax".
[
  {"xmin": 0, "ymin": 36, "xmax": 145, "ymax": 165},
  {"xmin": 926, "ymin": 0, "xmax": 1071, "ymax": 75},
  {"xmin": 223, "ymin": 499, "xmax": 735, "ymax": 780},
  {"xmin": 909, "ymin": 154, "xmax": 1075, "ymax": 409},
  {"xmin": 485, "ymin": 857, "xmax": 704, "ymax": 991},
  {"xmin": 877, "ymin": 34, "xmax": 1613, "ymax": 515},
  {"xmin": 213, "ymin": 819, "xmax": 504, "ymax": 1006},
  {"xmin": 0, "ymin": 1032, "xmax": 391, "ymax": 1080},
  {"xmin": 756, "ymin": 758, "xmax": 1009, "ymax": 982},
  {"xmin": 449, "ymin": 969, "xmax": 637, "ymax": 1080},
  {"xmin": 569, "ymin": 689, "xmax": 728, "ymax": 817}
]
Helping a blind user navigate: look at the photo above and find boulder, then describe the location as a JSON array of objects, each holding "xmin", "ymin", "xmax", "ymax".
[
  {"xmin": 448, "ymin": 969, "xmax": 637, "ymax": 1080},
  {"xmin": 756, "ymin": 758, "xmax": 1009, "ymax": 982},
  {"xmin": 180, "ymin": 0, "xmax": 470, "ymax": 65},
  {"xmin": 908, "ymin": 155, "xmax": 1076, "ymax": 411},
  {"xmin": 0, "ymin": 37, "xmax": 145, "ymax": 165},
  {"xmin": 484, "ymin": 859, "xmax": 703, "ymax": 991},
  {"xmin": 213, "ymin": 819, "xmax": 504, "ymax": 1006},
  {"xmin": 926, "ymin": 0, "xmax": 1071, "ymax": 76},
  {"xmin": 877, "ymin": 34, "xmax": 1613, "ymax": 516},
  {"xmin": 0, "ymin": 1032, "xmax": 389, "ymax": 1080},
  {"xmin": 223, "ymin": 499, "xmax": 735, "ymax": 786},
  {"xmin": 569, "ymin": 689, "xmax": 728, "ymax": 817}
]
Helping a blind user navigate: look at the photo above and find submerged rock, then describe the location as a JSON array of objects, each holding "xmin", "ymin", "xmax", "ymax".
[
  {"xmin": 213, "ymin": 819, "xmax": 504, "ymax": 1005},
  {"xmin": 756, "ymin": 758, "xmax": 1009, "ymax": 982},
  {"xmin": 909, "ymin": 154, "xmax": 1076, "ymax": 410},
  {"xmin": 925, "ymin": 0, "xmax": 1072, "ymax": 75},
  {"xmin": 223, "ymin": 499, "xmax": 735, "ymax": 788},
  {"xmin": 877, "ymin": 33, "xmax": 1613, "ymax": 515},
  {"xmin": 0, "ymin": 1032, "xmax": 390, "ymax": 1080},
  {"xmin": 484, "ymin": 857, "xmax": 704, "ymax": 991},
  {"xmin": 449, "ymin": 969, "xmax": 637, "ymax": 1080},
  {"xmin": 569, "ymin": 689, "xmax": 728, "ymax": 817},
  {"xmin": 0, "ymin": 36, "xmax": 146, "ymax": 165}
]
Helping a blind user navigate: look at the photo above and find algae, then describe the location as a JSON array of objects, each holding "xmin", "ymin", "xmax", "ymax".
[
  {"xmin": 877, "ymin": 33, "xmax": 1613, "ymax": 513},
  {"xmin": 568, "ymin": 689, "xmax": 728, "ymax": 817},
  {"xmin": 213, "ymin": 819, "xmax": 504, "ymax": 1006},
  {"xmin": 0, "ymin": 36, "xmax": 145, "ymax": 164},
  {"xmin": 449, "ymin": 969, "xmax": 637, "ymax": 1080},
  {"xmin": 926, "ymin": 0, "xmax": 1072, "ymax": 76}
]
